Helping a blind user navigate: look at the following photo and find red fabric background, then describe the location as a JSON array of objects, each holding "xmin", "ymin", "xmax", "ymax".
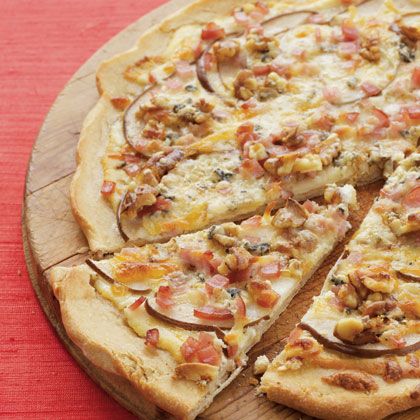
[{"xmin": 0, "ymin": 1, "xmax": 168, "ymax": 418}]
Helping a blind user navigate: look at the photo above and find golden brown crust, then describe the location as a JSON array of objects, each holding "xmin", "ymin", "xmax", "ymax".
[{"xmin": 260, "ymin": 363, "xmax": 420, "ymax": 420}]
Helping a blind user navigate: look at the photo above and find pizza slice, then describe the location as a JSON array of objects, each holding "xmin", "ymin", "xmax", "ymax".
[
  {"xmin": 260, "ymin": 152, "xmax": 420, "ymax": 419},
  {"xmin": 49, "ymin": 184, "xmax": 356, "ymax": 419},
  {"xmin": 71, "ymin": 0, "xmax": 419, "ymax": 252}
]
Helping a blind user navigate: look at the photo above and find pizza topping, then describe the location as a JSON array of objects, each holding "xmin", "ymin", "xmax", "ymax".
[
  {"xmin": 180, "ymin": 332, "xmax": 221, "ymax": 366},
  {"xmin": 145, "ymin": 328, "xmax": 160, "ymax": 348},
  {"xmin": 205, "ymin": 274, "xmax": 230, "ymax": 295},
  {"xmin": 412, "ymin": 67, "xmax": 420, "ymax": 89},
  {"xmin": 193, "ymin": 306, "xmax": 233, "ymax": 321},
  {"xmin": 201, "ymin": 22, "xmax": 225, "ymax": 41},
  {"xmin": 128, "ymin": 296, "xmax": 146, "ymax": 311},
  {"xmin": 321, "ymin": 371, "xmax": 378, "ymax": 392},
  {"xmin": 361, "ymin": 82, "xmax": 381, "ymax": 97},
  {"xmin": 101, "ymin": 180, "xmax": 116, "ymax": 196},
  {"xmin": 156, "ymin": 285, "xmax": 174, "ymax": 308},
  {"xmin": 272, "ymin": 199, "xmax": 309, "ymax": 229},
  {"xmin": 217, "ymin": 246, "xmax": 252, "ymax": 276},
  {"xmin": 359, "ymin": 33, "xmax": 380, "ymax": 62}
]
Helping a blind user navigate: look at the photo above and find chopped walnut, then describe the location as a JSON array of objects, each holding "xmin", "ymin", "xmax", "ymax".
[
  {"xmin": 271, "ymin": 126, "xmax": 301, "ymax": 147},
  {"xmin": 208, "ymin": 223, "xmax": 239, "ymax": 248},
  {"xmin": 218, "ymin": 246, "xmax": 252, "ymax": 275},
  {"xmin": 246, "ymin": 31, "xmax": 278, "ymax": 56},
  {"xmin": 214, "ymin": 39, "xmax": 240, "ymax": 61},
  {"xmin": 234, "ymin": 70, "xmax": 258, "ymax": 100},
  {"xmin": 272, "ymin": 199, "xmax": 309, "ymax": 229},
  {"xmin": 360, "ymin": 34, "xmax": 381, "ymax": 62},
  {"xmin": 317, "ymin": 133, "xmax": 341, "ymax": 166},
  {"xmin": 322, "ymin": 371, "xmax": 378, "ymax": 392},
  {"xmin": 336, "ymin": 283, "xmax": 360, "ymax": 309}
]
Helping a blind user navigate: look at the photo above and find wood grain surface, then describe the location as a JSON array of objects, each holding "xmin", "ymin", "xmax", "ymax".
[{"xmin": 22, "ymin": 0, "xmax": 420, "ymax": 418}]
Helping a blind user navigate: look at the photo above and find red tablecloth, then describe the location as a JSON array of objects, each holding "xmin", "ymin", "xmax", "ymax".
[{"xmin": 0, "ymin": 1, "xmax": 168, "ymax": 418}]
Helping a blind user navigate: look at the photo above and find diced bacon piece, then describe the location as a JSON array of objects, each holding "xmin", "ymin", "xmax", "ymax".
[
  {"xmin": 252, "ymin": 64, "xmax": 272, "ymax": 76},
  {"xmin": 314, "ymin": 114, "xmax": 335, "ymax": 131},
  {"xmin": 101, "ymin": 180, "xmax": 115, "ymax": 196},
  {"xmin": 287, "ymin": 327, "xmax": 303, "ymax": 345},
  {"xmin": 236, "ymin": 122, "xmax": 258, "ymax": 146},
  {"xmin": 196, "ymin": 335, "xmax": 221, "ymax": 365},
  {"xmin": 145, "ymin": 328, "xmax": 159, "ymax": 348},
  {"xmin": 234, "ymin": 295, "xmax": 247, "ymax": 318},
  {"xmin": 165, "ymin": 78, "xmax": 183, "ymax": 90},
  {"xmin": 255, "ymin": 1, "xmax": 270, "ymax": 15},
  {"xmin": 323, "ymin": 87, "xmax": 340, "ymax": 104},
  {"xmin": 372, "ymin": 108, "xmax": 390, "ymax": 128},
  {"xmin": 227, "ymin": 344, "xmax": 238, "ymax": 357},
  {"xmin": 341, "ymin": 21, "xmax": 359, "ymax": 41},
  {"xmin": 179, "ymin": 248, "xmax": 217, "ymax": 275},
  {"xmin": 338, "ymin": 41, "xmax": 359, "ymax": 58},
  {"xmin": 240, "ymin": 158, "xmax": 265, "ymax": 179},
  {"xmin": 412, "ymin": 67, "xmax": 420, "ymax": 89},
  {"xmin": 241, "ymin": 98, "xmax": 258, "ymax": 110},
  {"xmin": 315, "ymin": 27, "xmax": 322, "ymax": 43},
  {"xmin": 302, "ymin": 200, "xmax": 317, "ymax": 213},
  {"xmin": 175, "ymin": 60, "xmax": 194, "ymax": 79},
  {"xmin": 181, "ymin": 336, "xmax": 200, "ymax": 362},
  {"xmin": 205, "ymin": 274, "xmax": 230, "ymax": 294},
  {"xmin": 233, "ymin": 10, "xmax": 250, "ymax": 26},
  {"xmin": 241, "ymin": 215, "xmax": 262, "ymax": 228},
  {"xmin": 403, "ymin": 186, "xmax": 420, "ymax": 208},
  {"xmin": 228, "ymin": 267, "xmax": 252, "ymax": 284},
  {"xmin": 137, "ymin": 196, "xmax": 172, "ymax": 218},
  {"xmin": 406, "ymin": 105, "xmax": 420, "ymax": 120},
  {"xmin": 361, "ymin": 82, "xmax": 381, "ymax": 97},
  {"xmin": 156, "ymin": 286, "xmax": 174, "ymax": 308},
  {"xmin": 256, "ymin": 289, "xmax": 280, "ymax": 308},
  {"xmin": 128, "ymin": 296, "xmax": 146, "ymax": 311},
  {"xmin": 201, "ymin": 22, "xmax": 225, "ymax": 41},
  {"xmin": 260, "ymin": 262, "xmax": 282, "ymax": 279},
  {"xmin": 308, "ymin": 14, "xmax": 327, "ymax": 24},
  {"xmin": 343, "ymin": 112, "xmax": 359, "ymax": 123},
  {"xmin": 194, "ymin": 306, "xmax": 233, "ymax": 320}
]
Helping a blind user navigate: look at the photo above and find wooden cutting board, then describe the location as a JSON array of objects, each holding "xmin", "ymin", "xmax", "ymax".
[{"xmin": 22, "ymin": 0, "xmax": 419, "ymax": 418}]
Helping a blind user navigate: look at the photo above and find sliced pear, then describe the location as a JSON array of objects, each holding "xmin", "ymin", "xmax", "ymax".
[
  {"xmin": 300, "ymin": 319, "xmax": 420, "ymax": 358},
  {"xmin": 262, "ymin": 11, "xmax": 317, "ymax": 36},
  {"xmin": 86, "ymin": 259, "xmax": 151, "ymax": 293}
]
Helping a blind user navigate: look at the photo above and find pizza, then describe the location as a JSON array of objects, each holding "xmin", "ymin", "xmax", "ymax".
[
  {"xmin": 50, "ymin": 184, "xmax": 355, "ymax": 418},
  {"xmin": 48, "ymin": 0, "xmax": 420, "ymax": 418},
  {"xmin": 260, "ymin": 152, "xmax": 420, "ymax": 419},
  {"xmin": 71, "ymin": 0, "xmax": 419, "ymax": 252}
]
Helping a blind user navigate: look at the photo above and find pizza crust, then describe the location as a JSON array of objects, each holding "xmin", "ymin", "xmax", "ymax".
[{"xmin": 260, "ymin": 362, "xmax": 420, "ymax": 420}]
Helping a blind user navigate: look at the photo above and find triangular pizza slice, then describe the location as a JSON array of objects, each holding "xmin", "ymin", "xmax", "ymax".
[
  {"xmin": 50, "ymin": 184, "xmax": 356, "ymax": 419},
  {"xmin": 260, "ymin": 153, "xmax": 420, "ymax": 419}
]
